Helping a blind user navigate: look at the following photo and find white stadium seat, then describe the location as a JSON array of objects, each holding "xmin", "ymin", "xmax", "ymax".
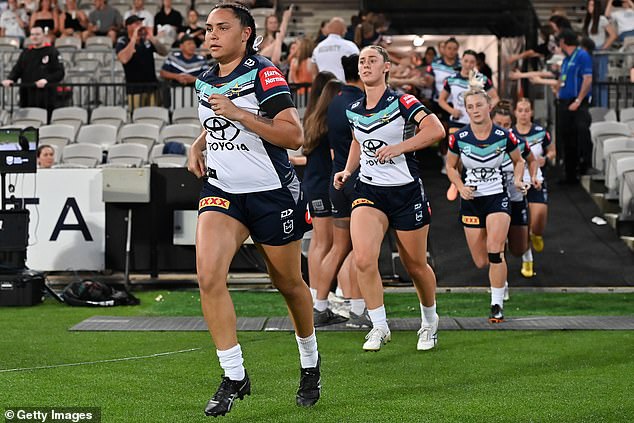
[
  {"xmin": 76, "ymin": 124, "xmax": 118, "ymax": 147},
  {"xmin": 590, "ymin": 122, "xmax": 631, "ymax": 173},
  {"xmin": 118, "ymin": 123, "xmax": 160, "ymax": 150}
]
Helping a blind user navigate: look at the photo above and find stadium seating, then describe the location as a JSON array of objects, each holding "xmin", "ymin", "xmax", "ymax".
[
  {"xmin": 149, "ymin": 144, "xmax": 188, "ymax": 167},
  {"xmin": 11, "ymin": 108, "xmax": 48, "ymax": 127},
  {"xmin": 589, "ymin": 107, "xmax": 609, "ymax": 122},
  {"xmin": 57, "ymin": 143, "xmax": 103, "ymax": 168},
  {"xmin": 55, "ymin": 36, "xmax": 82, "ymax": 51},
  {"xmin": 90, "ymin": 106, "xmax": 128, "ymax": 129},
  {"xmin": 85, "ymin": 36, "xmax": 114, "ymax": 50},
  {"xmin": 39, "ymin": 124, "xmax": 77, "ymax": 151},
  {"xmin": 76, "ymin": 124, "xmax": 118, "ymax": 147},
  {"xmin": 590, "ymin": 122, "xmax": 632, "ymax": 173},
  {"xmin": 118, "ymin": 123, "xmax": 161, "ymax": 150},
  {"xmin": 132, "ymin": 106, "xmax": 170, "ymax": 128},
  {"xmin": 158, "ymin": 123, "xmax": 201, "ymax": 146},
  {"xmin": 621, "ymin": 171, "xmax": 634, "ymax": 218},
  {"xmin": 171, "ymin": 107, "xmax": 199, "ymax": 125},
  {"xmin": 101, "ymin": 143, "xmax": 149, "ymax": 167},
  {"xmin": 51, "ymin": 107, "xmax": 88, "ymax": 133}
]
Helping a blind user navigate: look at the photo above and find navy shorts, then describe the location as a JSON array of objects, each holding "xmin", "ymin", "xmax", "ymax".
[
  {"xmin": 510, "ymin": 199, "xmax": 529, "ymax": 226},
  {"xmin": 527, "ymin": 181, "xmax": 548, "ymax": 204},
  {"xmin": 459, "ymin": 192, "xmax": 511, "ymax": 228},
  {"xmin": 329, "ymin": 171, "xmax": 358, "ymax": 219},
  {"xmin": 352, "ymin": 179, "xmax": 431, "ymax": 231},
  {"xmin": 198, "ymin": 178, "xmax": 311, "ymax": 246},
  {"xmin": 307, "ymin": 192, "xmax": 332, "ymax": 218}
]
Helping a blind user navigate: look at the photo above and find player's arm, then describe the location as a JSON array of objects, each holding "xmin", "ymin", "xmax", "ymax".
[
  {"xmin": 187, "ymin": 130, "xmax": 207, "ymax": 178},
  {"xmin": 509, "ymin": 147, "xmax": 527, "ymax": 193},
  {"xmin": 333, "ymin": 132, "xmax": 361, "ymax": 190}
]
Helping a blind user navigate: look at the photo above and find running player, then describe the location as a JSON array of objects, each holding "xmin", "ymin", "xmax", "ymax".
[
  {"xmin": 491, "ymin": 102, "xmax": 538, "ymax": 286},
  {"xmin": 446, "ymin": 80, "xmax": 527, "ymax": 323},
  {"xmin": 303, "ymin": 75, "xmax": 349, "ymax": 326},
  {"xmin": 513, "ymin": 98, "xmax": 555, "ymax": 274},
  {"xmin": 188, "ymin": 3, "xmax": 320, "ymax": 416},
  {"xmin": 320, "ymin": 54, "xmax": 369, "ymax": 328},
  {"xmin": 439, "ymin": 50, "xmax": 499, "ymax": 201},
  {"xmin": 334, "ymin": 45, "xmax": 446, "ymax": 351}
]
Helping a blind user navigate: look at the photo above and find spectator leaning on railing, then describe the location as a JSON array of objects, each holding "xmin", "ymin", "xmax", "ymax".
[{"xmin": 2, "ymin": 25, "xmax": 64, "ymax": 111}]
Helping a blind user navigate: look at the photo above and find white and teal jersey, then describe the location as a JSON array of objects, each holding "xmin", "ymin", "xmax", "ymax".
[
  {"xmin": 448, "ymin": 124, "xmax": 519, "ymax": 197},
  {"xmin": 346, "ymin": 89, "xmax": 430, "ymax": 187},
  {"xmin": 443, "ymin": 72, "xmax": 493, "ymax": 125},
  {"xmin": 195, "ymin": 55, "xmax": 295, "ymax": 194},
  {"xmin": 431, "ymin": 57, "xmax": 460, "ymax": 101},
  {"xmin": 513, "ymin": 123, "xmax": 552, "ymax": 183},
  {"xmin": 501, "ymin": 130, "xmax": 532, "ymax": 201}
]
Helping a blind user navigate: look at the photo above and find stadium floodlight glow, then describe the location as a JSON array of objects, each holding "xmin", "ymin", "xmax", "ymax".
[{"xmin": 413, "ymin": 36, "xmax": 425, "ymax": 47}]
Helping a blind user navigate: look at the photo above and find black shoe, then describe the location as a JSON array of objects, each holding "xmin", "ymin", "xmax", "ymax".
[
  {"xmin": 313, "ymin": 308, "xmax": 348, "ymax": 327},
  {"xmin": 204, "ymin": 372, "xmax": 251, "ymax": 417},
  {"xmin": 296, "ymin": 355, "xmax": 321, "ymax": 407},
  {"xmin": 488, "ymin": 304, "xmax": 504, "ymax": 323}
]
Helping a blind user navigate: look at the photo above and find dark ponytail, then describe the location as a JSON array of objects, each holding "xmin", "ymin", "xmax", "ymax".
[{"xmin": 213, "ymin": 2, "xmax": 258, "ymax": 56}]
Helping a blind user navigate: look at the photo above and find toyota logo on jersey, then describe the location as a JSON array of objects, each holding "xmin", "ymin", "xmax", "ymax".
[
  {"xmin": 470, "ymin": 167, "xmax": 497, "ymax": 180},
  {"xmin": 362, "ymin": 139, "xmax": 387, "ymax": 157},
  {"xmin": 204, "ymin": 116, "xmax": 240, "ymax": 141}
]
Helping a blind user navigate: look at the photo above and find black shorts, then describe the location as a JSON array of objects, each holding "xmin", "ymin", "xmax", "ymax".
[
  {"xmin": 352, "ymin": 179, "xmax": 431, "ymax": 231},
  {"xmin": 307, "ymin": 192, "xmax": 332, "ymax": 218},
  {"xmin": 198, "ymin": 178, "xmax": 311, "ymax": 246},
  {"xmin": 329, "ymin": 171, "xmax": 358, "ymax": 219},
  {"xmin": 510, "ymin": 199, "xmax": 529, "ymax": 226},
  {"xmin": 527, "ymin": 181, "xmax": 548, "ymax": 204},
  {"xmin": 459, "ymin": 192, "xmax": 511, "ymax": 228}
]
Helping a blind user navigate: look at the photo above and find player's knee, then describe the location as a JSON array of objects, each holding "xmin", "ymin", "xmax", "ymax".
[
  {"xmin": 354, "ymin": 252, "xmax": 378, "ymax": 273},
  {"xmin": 474, "ymin": 256, "xmax": 489, "ymax": 269},
  {"xmin": 487, "ymin": 252, "xmax": 504, "ymax": 264}
]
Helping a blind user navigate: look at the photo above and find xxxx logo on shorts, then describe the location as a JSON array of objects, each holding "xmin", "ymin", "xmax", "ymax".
[
  {"xmin": 462, "ymin": 215, "xmax": 480, "ymax": 225},
  {"xmin": 352, "ymin": 198, "xmax": 374, "ymax": 208},
  {"xmin": 199, "ymin": 196, "xmax": 230, "ymax": 210}
]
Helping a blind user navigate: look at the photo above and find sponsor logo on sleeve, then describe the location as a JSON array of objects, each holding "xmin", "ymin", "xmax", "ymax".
[
  {"xmin": 352, "ymin": 198, "xmax": 375, "ymax": 208},
  {"xmin": 508, "ymin": 130, "xmax": 519, "ymax": 145},
  {"xmin": 400, "ymin": 94, "xmax": 419, "ymax": 109},
  {"xmin": 199, "ymin": 196, "xmax": 230, "ymax": 210},
  {"xmin": 462, "ymin": 215, "xmax": 480, "ymax": 225},
  {"xmin": 448, "ymin": 134, "xmax": 456, "ymax": 149},
  {"xmin": 259, "ymin": 66, "xmax": 287, "ymax": 91}
]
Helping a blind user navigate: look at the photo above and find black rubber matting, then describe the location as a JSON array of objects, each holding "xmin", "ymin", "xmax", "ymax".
[{"xmin": 70, "ymin": 315, "xmax": 634, "ymax": 331}]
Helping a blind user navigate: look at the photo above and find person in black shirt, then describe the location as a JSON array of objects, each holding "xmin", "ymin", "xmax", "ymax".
[
  {"xmin": 116, "ymin": 15, "xmax": 168, "ymax": 108},
  {"xmin": 177, "ymin": 8, "xmax": 204, "ymax": 48},
  {"xmin": 154, "ymin": 0, "xmax": 182, "ymax": 45},
  {"xmin": 2, "ymin": 25, "xmax": 64, "ymax": 112}
]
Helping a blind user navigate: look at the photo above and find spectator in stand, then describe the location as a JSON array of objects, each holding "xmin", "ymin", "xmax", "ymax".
[
  {"xmin": 606, "ymin": 0, "xmax": 634, "ymax": 41},
  {"xmin": 116, "ymin": 15, "xmax": 168, "ymax": 109},
  {"xmin": 37, "ymin": 144, "xmax": 55, "ymax": 168},
  {"xmin": 584, "ymin": 0, "xmax": 618, "ymax": 49},
  {"xmin": 258, "ymin": 13, "xmax": 285, "ymax": 57},
  {"xmin": 259, "ymin": 6, "xmax": 293, "ymax": 67},
  {"xmin": 29, "ymin": 0, "xmax": 59, "ymax": 41},
  {"xmin": 83, "ymin": 0, "xmax": 122, "ymax": 43},
  {"xmin": 177, "ymin": 9, "xmax": 204, "ymax": 48},
  {"xmin": 59, "ymin": 0, "xmax": 88, "ymax": 39},
  {"xmin": 124, "ymin": 0, "xmax": 154, "ymax": 32},
  {"xmin": 160, "ymin": 34, "xmax": 208, "ymax": 86},
  {"xmin": 507, "ymin": 25, "xmax": 555, "ymax": 69},
  {"xmin": 549, "ymin": 14, "xmax": 572, "ymax": 35},
  {"xmin": 311, "ymin": 17, "xmax": 360, "ymax": 81},
  {"xmin": 354, "ymin": 11, "xmax": 379, "ymax": 48},
  {"xmin": 315, "ymin": 19, "xmax": 328, "ymax": 43},
  {"xmin": 476, "ymin": 52, "xmax": 493, "ymax": 81},
  {"xmin": 154, "ymin": 0, "xmax": 183, "ymax": 43},
  {"xmin": 345, "ymin": 13, "xmax": 361, "ymax": 42},
  {"xmin": 21, "ymin": 0, "xmax": 38, "ymax": 16},
  {"xmin": 0, "ymin": 0, "xmax": 28, "ymax": 44},
  {"xmin": 2, "ymin": 25, "xmax": 64, "ymax": 112},
  {"xmin": 423, "ymin": 46, "xmax": 436, "ymax": 66},
  {"xmin": 289, "ymin": 36, "xmax": 314, "ymax": 88}
]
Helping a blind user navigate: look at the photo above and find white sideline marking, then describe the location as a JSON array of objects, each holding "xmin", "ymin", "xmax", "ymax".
[{"xmin": 0, "ymin": 348, "xmax": 202, "ymax": 373}]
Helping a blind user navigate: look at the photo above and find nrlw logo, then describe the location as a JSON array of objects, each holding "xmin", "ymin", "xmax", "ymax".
[
  {"xmin": 204, "ymin": 116, "xmax": 240, "ymax": 141},
  {"xmin": 352, "ymin": 198, "xmax": 374, "ymax": 208},
  {"xmin": 199, "ymin": 196, "xmax": 230, "ymax": 210}
]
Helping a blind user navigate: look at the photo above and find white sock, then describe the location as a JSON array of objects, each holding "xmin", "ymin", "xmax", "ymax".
[
  {"xmin": 367, "ymin": 305, "xmax": 389, "ymax": 330},
  {"xmin": 335, "ymin": 286, "xmax": 344, "ymax": 298},
  {"xmin": 350, "ymin": 298, "xmax": 366, "ymax": 315},
  {"xmin": 309, "ymin": 288, "xmax": 317, "ymax": 302},
  {"xmin": 522, "ymin": 248, "xmax": 533, "ymax": 262},
  {"xmin": 420, "ymin": 302, "xmax": 437, "ymax": 326},
  {"xmin": 491, "ymin": 286, "xmax": 505, "ymax": 308},
  {"xmin": 216, "ymin": 344, "xmax": 245, "ymax": 381},
  {"xmin": 314, "ymin": 299, "xmax": 328, "ymax": 312},
  {"xmin": 295, "ymin": 331, "xmax": 319, "ymax": 368}
]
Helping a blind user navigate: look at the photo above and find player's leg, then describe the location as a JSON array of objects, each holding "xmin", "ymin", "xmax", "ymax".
[{"xmin": 485, "ymin": 212, "xmax": 512, "ymax": 323}]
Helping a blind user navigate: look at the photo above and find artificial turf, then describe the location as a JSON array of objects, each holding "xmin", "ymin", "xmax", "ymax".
[{"xmin": 1, "ymin": 291, "xmax": 633, "ymax": 422}]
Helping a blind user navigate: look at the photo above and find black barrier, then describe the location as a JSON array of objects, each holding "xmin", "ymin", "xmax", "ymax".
[
  {"xmin": 0, "ymin": 81, "xmax": 312, "ymax": 116},
  {"xmin": 592, "ymin": 81, "xmax": 634, "ymax": 120}
]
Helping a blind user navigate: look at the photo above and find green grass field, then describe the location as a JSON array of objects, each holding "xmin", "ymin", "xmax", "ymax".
[{"xmin": 1, "ymin": 291, "xmax": 634, "ymax": 422}]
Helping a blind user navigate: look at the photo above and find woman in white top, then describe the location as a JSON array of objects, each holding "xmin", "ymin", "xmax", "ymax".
[
  {"xmin": 584, "ymin": 0, "xmax": 618, "ymax": 49},
  {"xmin": 606, "ymin": 0, "xmax": 634, "ymax": 41}
]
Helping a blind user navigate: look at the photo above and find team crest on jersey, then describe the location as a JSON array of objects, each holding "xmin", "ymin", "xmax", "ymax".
[
  {"xmin": 204, "ymin": 116, "xmax": 240, "ymax": 141},
  {"xmin": 259, "ymin": 66, "xmax": 287, "ymax": 91},
  {"xmin": 494, "ymin": 129, "xmax": 504, "ymax": 136},
  {"xmin": 229, "ymin": 82, "xmax": 242, "ymax": 96}
]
